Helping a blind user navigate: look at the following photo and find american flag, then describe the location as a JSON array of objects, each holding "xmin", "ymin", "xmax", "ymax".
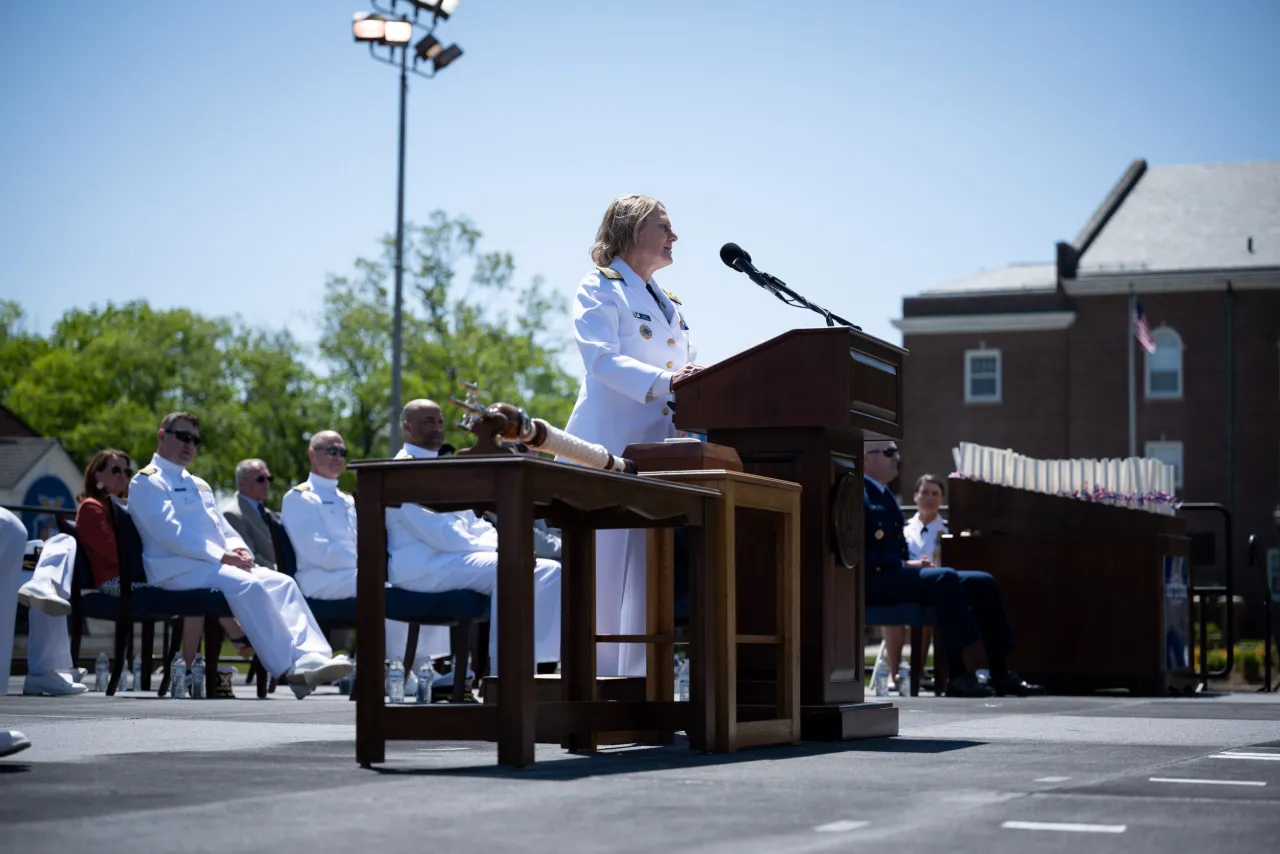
[{"xmin": 1132, "ymin": 300, "xmax": 1156, "ymax": 354}]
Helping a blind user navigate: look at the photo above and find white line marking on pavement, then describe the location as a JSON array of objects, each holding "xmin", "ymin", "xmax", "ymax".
[
  {"xmin": 1213, "ymin": 752, "xmax": 1280, "ymax": 761},
  {"xmin": 1034, "ymin": 776, "xmax": 1071, "ymax": 782},
  {"xmin": 1149, "ymin": 777, "xmax": 1266, "ymax": 786},
  {"xmin": 1002, "ymin": 821, "xmax": 1126, "ymax": 834},
  {"xmin": 813, "ymin": 821, "xmax": 870, "ymax": 833},
  {"xmin": 417, "ymin": 747, "xmax": 471, "ymax": 752}
]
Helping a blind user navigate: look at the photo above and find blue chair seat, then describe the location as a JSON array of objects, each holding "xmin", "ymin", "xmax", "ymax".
[
  {"xmin": 866, "ymin": 603, "xmax": 936, "ymax": 626},
  {"xmin": 304, "ymin": 589, "xmax": 490, "ymax": 625},
  {"xmin": 128, "ymin": 587, "xmax": 235, "ymax": 620}
]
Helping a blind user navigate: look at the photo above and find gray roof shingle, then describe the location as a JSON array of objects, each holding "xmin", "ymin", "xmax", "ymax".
[
  {"xmin": 921, "ymin": 262, "xmax": 1057, "ymax": 296},
  {"xmin": 0, "ymin": 437, "xmax": 57, "ymax": 490},
  {"xmin": 1077, "ymin": 161, "xmax": 1280, "ymax": 275}
]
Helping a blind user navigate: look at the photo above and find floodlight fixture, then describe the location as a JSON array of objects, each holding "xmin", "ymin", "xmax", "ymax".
[
  {"xmin": 383, "ymin": 19, "xmax": 413, "ymax": 44},
  {"xmin": 406, "ymin": 0, "xmax": 460, "ymax": 20},
  {"xmin": 431, "ymin": 44, "xmax": 462, "ymax": 72},
  {"xmin": 352, "ymin": 12, "xmax": 387, "ymax": 42},
  {"xmin": 414, "ymin": 34, "xmax": 443, "ymax": 62}
]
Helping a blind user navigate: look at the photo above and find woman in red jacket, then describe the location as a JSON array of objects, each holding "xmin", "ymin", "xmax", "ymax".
[{"xmin": 76, "ymin": 449, "xmax": 253, "ymax": 665}]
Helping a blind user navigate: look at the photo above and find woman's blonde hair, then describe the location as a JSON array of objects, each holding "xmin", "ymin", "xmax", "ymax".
[{"xmin": 590, "ymin": 194, "xmax": 662, "ymax": 267}]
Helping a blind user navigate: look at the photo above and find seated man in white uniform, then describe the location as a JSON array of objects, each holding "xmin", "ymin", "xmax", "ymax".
[
  {"xmin": 388, "ymin": 398, "xmax": 562, "ymax": 675},
  {"xmin": 279, "ymin": 429, "xmax": 433, "ymax": 670},
  {"xmin": 128, "ymin": 411, "xmax": 351, "ymax": 699}
]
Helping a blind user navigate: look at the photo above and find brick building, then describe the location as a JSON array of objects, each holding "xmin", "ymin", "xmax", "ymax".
[{"xmin": 893, "ymin": 159, "xmax": 1280, "ymax": 633}]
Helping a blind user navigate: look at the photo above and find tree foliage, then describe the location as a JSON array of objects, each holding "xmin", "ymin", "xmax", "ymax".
[{"xmin": 2, "ymin": 212, "xmax": 577, "ymax": 499}]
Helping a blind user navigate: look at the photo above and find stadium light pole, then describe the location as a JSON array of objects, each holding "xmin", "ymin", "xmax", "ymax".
[{"xmin": 352, "ymin": 1, "xmax": 464, "ymax": 455}]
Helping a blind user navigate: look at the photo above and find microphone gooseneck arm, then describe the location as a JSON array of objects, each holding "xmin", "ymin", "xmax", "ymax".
[{"xmin": 720, "ymin": 243, "xmax": 862, "ymax": 331}]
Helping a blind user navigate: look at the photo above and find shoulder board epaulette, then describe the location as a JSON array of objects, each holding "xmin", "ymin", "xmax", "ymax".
[
  {"xmin": 192, "ymin": 476, "xmax": 212, "ymax": 490},
  {"xmin": 137, "ymin": 465, "xmax": 158, "ymax": 476},
  {"xmin": 290, "ymin": 482, "xmax": 313, "ymax": 493},
  {"xmin": 662, "ymin": 288, "xmax": 681, "ymax": 305},
  {"xmin": 596, "ymin": 266, "xmax": 623, "ymax": 280}
]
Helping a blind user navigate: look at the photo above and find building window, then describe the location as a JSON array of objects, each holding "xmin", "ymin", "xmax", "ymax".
[
  {"xmin": 1144, "ymin": 440, "xmax": 1184, "ymax": 489},
  {"xmin": 1145, "ymin": 327, "xmax": 1183, "ymax": 399},
  {"xmin": 964, "ymin": 349, "xmax": 1001, "ymax": 403}
]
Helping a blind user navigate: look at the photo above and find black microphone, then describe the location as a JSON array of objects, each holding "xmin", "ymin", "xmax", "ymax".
[{"xmin": 719, "ymin": 242, "xmax": 781, "ymax": 296}]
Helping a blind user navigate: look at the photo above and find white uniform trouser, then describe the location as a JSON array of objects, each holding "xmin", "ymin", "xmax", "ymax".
[
  {"xmin": 154, "ymin": 564, "xmax": 332, "ymax": 678},
  {"xmin": 297, "ymin": 569, "xmax": 440, "ymax": 664},
  {"xmin": 19, "ymin": 534, "xmax": 75, "ymax": 676},
  {"xmin": 392, "ymin": 552, "xmax": 561, "ymax": 675},
  {"xmin": 1, "ymin": 509, "xmax": 27, "ymax": 693},
  {"xmin": 595, "ymin": 529, "xmax": 649, "ymax": 677}
]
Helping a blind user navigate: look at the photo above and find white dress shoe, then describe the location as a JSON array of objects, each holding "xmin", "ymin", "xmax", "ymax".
[
  {"xmin": 68, "ymin": 668, "xmax": 89, "ymax": 684},
  {"xmin": 17, "ymin": 581, "xmax": 71, "ymax": 617},
  {"xmin": 1, "ymin": 730, "xmax": 31, "ymax": 758},
  {"xmin": 24, "ymin": 671, "xmax": 89, "ymax": 697},
  {"xmin": 287, "ymin": 653, "xmax": 353, "ymax": 688}
]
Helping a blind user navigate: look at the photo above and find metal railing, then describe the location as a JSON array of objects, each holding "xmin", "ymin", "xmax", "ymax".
[{"xmin": 1179, "ymin": 502, "xmax": 1234, "ymax": 687}]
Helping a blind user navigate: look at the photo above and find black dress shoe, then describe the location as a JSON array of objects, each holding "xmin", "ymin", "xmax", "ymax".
[
  {"xmin": 944, "ymin": 672, "xmax": 995, "ymax": 698},
  {"xmin": 993, "ymin": 672, "xmax": 1046, "ymax": 696}
]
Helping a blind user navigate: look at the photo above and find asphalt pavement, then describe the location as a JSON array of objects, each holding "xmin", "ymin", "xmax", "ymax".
[{"xmin": 2, "ymin": 680, "xmax": 1279, "ymax": 853}]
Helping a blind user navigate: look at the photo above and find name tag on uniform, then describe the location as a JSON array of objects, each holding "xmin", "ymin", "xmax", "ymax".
[
  {"xmin": 174, "ymin": 488, "xmax": 188, "ymax": 493},
  {"xmin": 632, "ymin": 311, "xmax": 651, "ymax": 322}
]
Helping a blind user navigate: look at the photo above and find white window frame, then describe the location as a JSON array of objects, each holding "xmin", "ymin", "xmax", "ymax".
[
  {"xmin": 1144, "ymin": 440, "xmax": 1184, "ymax": 489},
  {"xmin": 964, "ymin": 348, "xmax": 1002, "ymax": 404},
  {"xmin": 1145, "ymin": 326, "xmax": 1183, "ymax": 400}
]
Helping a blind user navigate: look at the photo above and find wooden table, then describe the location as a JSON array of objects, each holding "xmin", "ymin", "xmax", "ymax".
[
  {"xmin": 350, "ymin": 455, "xmax": 721, "ymax": 768},
  {"xmin": 641, "ymin": 469, "xmax": 802, "ymax": 753}
]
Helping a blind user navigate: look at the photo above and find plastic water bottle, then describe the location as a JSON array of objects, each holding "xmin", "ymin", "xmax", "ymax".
[
  {"xmin": 387, "ymin": 659, "xmax": 405, "ymax": 704},
  {"xmin": 170, "ymin": 652, "xmax": 187, "ymax": 699},
  {"xmin": 674, "ymin": 653, "xmax": 690, "ymax": 702},
  {"xmin": 131, "ymin": 657, "xmax": 143, "ymax": 693},
  {"xmin": 897, "ymin": 662, "xmax": 911, "ymax": 696},
  {"xmin": 415, "ymin": 661, "xmax": 435, "ymax": 704},
  {"xmin": 94, "ymin": 652, "xmax": 110, "ymax": 692},
  {"xmin": 871, "ymin": 640, "xmax": 889, "ymax": 697},
  {"xmin": 190, "ymin": 653, "xmax": 206, "ymax": 699}
]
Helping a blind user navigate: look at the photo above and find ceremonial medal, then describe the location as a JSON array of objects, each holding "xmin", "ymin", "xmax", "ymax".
[{"xmin": 639, "ymin": 324, "xmax": 652, "ymax": 339}]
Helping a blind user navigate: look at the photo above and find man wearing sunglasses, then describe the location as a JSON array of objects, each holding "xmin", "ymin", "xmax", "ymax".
[
  {"xmin": 128, "ymin": 412, "xmax": 352, "ymax": 698},
  {"xmin": 219, "ymin": 459, "xmax": 277, "ymax": 570},
  {"xmin": 862, "ymin": 440, "xmax": 1044, "ymax": 698}
]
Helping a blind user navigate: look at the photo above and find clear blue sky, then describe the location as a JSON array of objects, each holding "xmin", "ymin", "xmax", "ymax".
[{"xmin": 3, "ymin": 0, "xmax": 1278, "ymax": 378}]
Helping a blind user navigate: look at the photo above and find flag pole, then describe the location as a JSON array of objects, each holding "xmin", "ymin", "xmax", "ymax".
[{"xmin": 1128, "ymin": 286, "xmax": 1137, "ymax": 458}]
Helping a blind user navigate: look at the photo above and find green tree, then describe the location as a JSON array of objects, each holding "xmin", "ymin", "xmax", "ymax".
[
  {"xmin": 4, "ymin": 301, "xmax": 327, "ymax": 498},
  {"xmin": 0, "ymin": 301, "xmax": 49, "ymax": 397},
  {"xmin": 321, "ymin": 210, "xmax": 578, "ymax": 459}
]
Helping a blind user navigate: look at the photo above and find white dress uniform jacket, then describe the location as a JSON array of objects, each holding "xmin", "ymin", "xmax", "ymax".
[
  {"xmin": 386, "ymin": 443, "xmax": 562, "ymax": 672},
  {"xmin": 128, "ymin": 454, "xmax": 333, "ymax": 678},
  {"xmin": 904, "ymin": 513, "xmax": 948, "ymax": 565},
  {"xmin": 560, "ymin": 256, "xmax": 695, "ymax": 676},
  {"xmin": 280, "ymin": 470, "xmax": 434, "ymax": 664},
  {"xmin": 280, "ymin": 473, "xmax": 359, "ymax": 600}
]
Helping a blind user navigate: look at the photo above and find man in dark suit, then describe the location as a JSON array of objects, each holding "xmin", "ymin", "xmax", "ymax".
[
  {"xmin": 863, "ymin": 440, "xmax": 1043, "ymax": 697},
  {"xmin": 219, "ymin": 458, "xmax": 277, "ymax": 570}
]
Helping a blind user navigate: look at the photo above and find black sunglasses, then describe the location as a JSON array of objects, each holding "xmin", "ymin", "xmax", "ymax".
[
  {"xmin": 167, "ymin": 429, "xmax": 202, "ymax": 447},
  {"xmin": 108, "ymin": 465, "xmax": 134, "ymax": 477},
  {"xmin": 320, "ymin": 446, "xmax": 348, "ymax": 458},
  {"xmin": 255, "ymin": 474, "xmax": 273, "ymax": 483},
  {"xmin": 875, "ymin": 447, "xmax": 900, "ymax": 458}
]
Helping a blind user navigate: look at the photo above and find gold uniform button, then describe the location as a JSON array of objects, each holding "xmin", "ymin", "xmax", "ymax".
[
  {"xmin": 667, "ymin": 338, "xmax": 675, "ymax": 346},
  {"xmin": 666, "ymin": 360, "xmax": 674, "ymax": 368},
  {"xmin": 662, "ymin": 407, "xmax": 670, "ymax": 415}
]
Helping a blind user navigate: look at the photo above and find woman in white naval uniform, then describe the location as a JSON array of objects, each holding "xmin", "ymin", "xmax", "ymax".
[{"xmin": 561, "ymin": 195, "xmax": 703, "ymax": 676}]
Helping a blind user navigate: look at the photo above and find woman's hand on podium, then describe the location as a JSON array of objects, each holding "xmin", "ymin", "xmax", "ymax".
[{"xmin": 671, "ymin": 363, "xmax": 704, "ymax": 388}]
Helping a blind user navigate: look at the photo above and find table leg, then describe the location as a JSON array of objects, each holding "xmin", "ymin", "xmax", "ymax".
[
  {"xmin": 495, "ymin": 485, "xmax": 536, "ymax": 768},
  {"xmin": 561, "ymin": 522, "xmax": 597, "ymax": 753},
  {"xmin": 354, "ymin": 473, "xmax": 388, "ymax": 767},
  {"xmin": 778, "ymin": 505, "xmax": 801, "ymax": 741},
  {"xmin": 714, "ymin": 490, "xmax": 736, "ymax": 754},
  {"xmin": 687, "ymin": 500, "xmax": 718, "ymax": 752}
]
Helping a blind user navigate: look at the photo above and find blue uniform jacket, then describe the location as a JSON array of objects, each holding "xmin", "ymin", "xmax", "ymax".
[{"xmin": 864, "ymin": 477, "xmax": 909, "ymax": 574}]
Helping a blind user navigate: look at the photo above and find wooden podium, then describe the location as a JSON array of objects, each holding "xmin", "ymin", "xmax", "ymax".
[{"xmin": 672, "ymin": 327, "xmax": 907, "ymax": 740}]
